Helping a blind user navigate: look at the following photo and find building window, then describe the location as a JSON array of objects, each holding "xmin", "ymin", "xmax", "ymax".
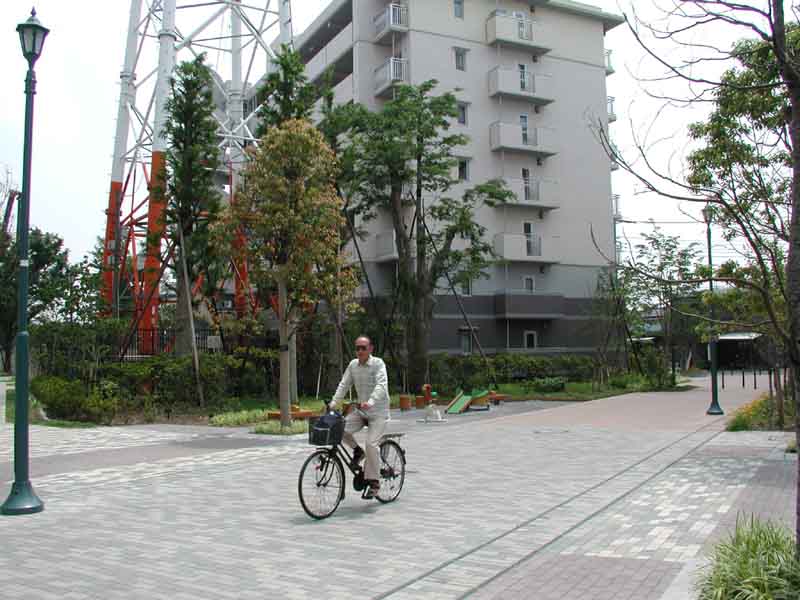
[
  {"xmin": 522, "ymin": 167, "xmax": 531, "ymax": 201},
  {"xmin": 460, "ymin": 279, "xmax": 472, "ymax": 296},
  {"xmin": 458, "ymin": 159, "xmax": 470, "ymax": 181},
  {"xmin": 520, "ymin": 113, "xmax": 529, "ymax": 144},
  {"xmin": 459, "ymin": 330, "xmax": 473, "ymax": 354},
  {"xmin": 523, "ymin": 275, "xmax": 535, "ymax": 292},
  {"xmin": 454, "ymin": 47, "xmax": 467, "ymax": 71},
  {"xmin": 457, "ymin": 102, "xmax": 468, "ymax": 125},
  {"xmin": 454, "ymin": 0, "xmax": 464, "ymax": 19},
  {"xmin": 524, "ymin": 330, "xmax": 538, "ymax": 349}
]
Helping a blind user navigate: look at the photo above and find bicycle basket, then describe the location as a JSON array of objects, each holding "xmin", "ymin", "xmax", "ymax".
[{"xmin": 308, "ymin": 413, "xmax": 345, "ymax": 446}]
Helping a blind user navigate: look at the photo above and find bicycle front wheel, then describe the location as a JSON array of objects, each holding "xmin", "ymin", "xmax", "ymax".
[
  {"xmin": 377, "ymin": 440, "xmax": 405, "ymax": 503},
  {"xmin": 298, "ymin": 449, "xmax": 345, "ymax": 519}
]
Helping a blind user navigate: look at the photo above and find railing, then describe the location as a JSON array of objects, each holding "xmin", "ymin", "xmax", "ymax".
[
  {"xmin": 605, "ymin": 49, "xmax": 614, "ymax": 73},
  {"xmin": 502, "ymin": 177, "xmax": 559, "ymax": 206},
  {"xmin": 375, "ymin": 230, "xmax": 397, "ymax": 258},
  {"xmin": 119, "ymin": 328, "xmax": 217, "ymax": 359},
  {"xmin": 374, "ymin": 57, "xmax": 408, "ymax": 92},
  {"xmin": 607, "ymin": 96, "xmax": 616, "ymax": 121},
  {"xmin": 489, "ymin": 11, "xmax": 534, "ymax": 41},
  {"xmin": 373, "ymin": 4, "xmax": 408, "ymax": 38},
  {"xmin": 525, "ymin": 233, "xmax": 542, "ymax": 257}
]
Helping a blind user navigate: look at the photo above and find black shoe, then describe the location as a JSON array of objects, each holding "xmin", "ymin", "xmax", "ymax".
[{"xmin": 350, "ymin": 446, "xmax": 365, "ymax": 470}]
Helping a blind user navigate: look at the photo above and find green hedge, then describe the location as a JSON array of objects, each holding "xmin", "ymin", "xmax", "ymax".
[{"xmin": 428, "ymin": 353, "xmax": 594, "ymax": 395}]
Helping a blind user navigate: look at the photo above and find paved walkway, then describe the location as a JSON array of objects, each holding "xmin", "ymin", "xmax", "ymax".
[{"xmin": 0, "ymin": 375, "xmax": 795, "ymax": 599}]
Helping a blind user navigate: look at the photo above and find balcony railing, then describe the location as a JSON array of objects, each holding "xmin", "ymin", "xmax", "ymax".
[
  {"xmin": 374, "ymin": 57, "xmax": 408, "ymax": 96},
  {"xmin": 489, "ymin": 122, "xmax": 557, "ymax": 158},
  {"xmin": 488, "ymin": 67, "xmax": 554, "ymax": 105},
  {"xmin": 374, "ymin": 4, "xmax": 409, "ymax": 43},
  {"xmin": 486, "ymin": 12, "xmax": 551, "ymax": 54},
  {"xmin": 612, "ymin": 193, "xmax": 621, "ymax": 219},
  {"xmin": 493, "ymin": 233, "xmax": 559, "ymax": 263},
  {"xmin": 374, "ymin": 229, "xmax": 398, "ymax": 261},
  {"xmin": 501, "ymin": 177, "xmax": 559, "ymax": 209},
  {"xmin": 605, "ymin": 49, "xmax": 614, "ymax": 74},
  {"xmin": 607, "ymin": 96, "xmax": 616, "ymax": 122}
]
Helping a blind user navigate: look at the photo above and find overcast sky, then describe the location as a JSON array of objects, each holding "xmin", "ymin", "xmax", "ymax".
[{"xmin": 0, "ymin": 0, "xmax": 761, "ymax": 265}]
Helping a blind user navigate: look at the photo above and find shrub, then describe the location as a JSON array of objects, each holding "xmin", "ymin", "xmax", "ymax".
[
  {"xmin": 524, "ymin": 376, "xmax": 567, "ymax": 394},
  {"xmin": 726, "ymin": 394, "xmax": 772, "ymax": 432},
  {"xmin": 83, "ymin": 380, "xmax": 120, "ymax": 425},
  {"xmin": 30, "ymin": 375, "xmax": 85, "ymax": 420},
  {"xmin": 695, "ymin": 516, "xmax": 800, "ymax": 600},
  {"xmin": 252, "ymin": 421, "xmax": 307, "ymax": 435}
]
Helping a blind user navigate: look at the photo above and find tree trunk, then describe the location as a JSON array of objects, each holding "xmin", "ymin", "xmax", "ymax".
[
  {"xmin": 775, "ymin": 367, "xmax": 785, "ymax": 429},
  {"xmin": 289, "ymin": 318, "xmax": 298, "ymax": 406},
  {"xmin": 174, "ymin": 248, "xmax": 193, "ymax": 357},
  {"xmin": 278, "ymin": 276, "xmax": 291, "ymax": 428},
  {"xmin": 177, "ymin": 231, "xmax": 204, "ymax": 407}
]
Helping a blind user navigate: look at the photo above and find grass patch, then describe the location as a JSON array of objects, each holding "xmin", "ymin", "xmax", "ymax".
[
  {"xmin": 695, "ymin": 515, "xmax": 800, "ymax": 599},
  {"xmin": 787, "ymin": 438, "xmax": 797, "ymax": 454},
  {"xmin": 252, "ymin": 420, "xmax": 308, "ymax": 435}
]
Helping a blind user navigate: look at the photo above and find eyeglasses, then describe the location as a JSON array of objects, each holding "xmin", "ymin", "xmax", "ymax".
[{"xmin": 355, "ymin": 345, "xmax": 368, "ymax": 351}]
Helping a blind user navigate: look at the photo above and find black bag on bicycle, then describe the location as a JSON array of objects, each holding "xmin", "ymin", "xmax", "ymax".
[{"xmin": 308, "ymin": 412, "xmax": 345, "ymax": 446}]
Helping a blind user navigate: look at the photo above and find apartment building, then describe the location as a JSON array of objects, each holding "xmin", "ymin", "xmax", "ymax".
[{"xmin": 290, "ymin": 0, "xmax": 622, "ymax": 354}]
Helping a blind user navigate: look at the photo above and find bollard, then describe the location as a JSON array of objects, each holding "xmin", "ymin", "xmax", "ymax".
[
  {"xmin": 742, "ymin": 369, "xmax": 745, "ymax": 388},
  {"xmin": 768, "ymin": 368, "xmax": 773, "ymax": 399},
  {"xmin": 721, "ymin": 369, "xmax": 725, "ymax": 389},
  {"xmin": 753, "ymin": 369, "xmax": 757, "ymax": 390}
]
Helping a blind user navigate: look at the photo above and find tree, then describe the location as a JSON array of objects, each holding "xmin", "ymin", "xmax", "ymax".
[
  {"xmin": 0, "ymin": 229, "xmax": 70, "ymax": 373},
  {"xmin": 347, "ymin": 81, "xmax": 512, "ymax": 392},
  {"xmin": 215, "ymin": 119, "xmax": 358, "ymax": 426},
  {"xmin": 626, "ymin": 228, "xmax": 702, "ymax": 386},
  {"xmin": 254, "ymin": 45, "xmax": 316, "ymax": 138},
  {"xmin": 602, "ymin": 1, "xmax": 799, "ymax": 553},
  {"xmin": 162, "ymin": 54, "xmax": 221, "ymax": 361}
]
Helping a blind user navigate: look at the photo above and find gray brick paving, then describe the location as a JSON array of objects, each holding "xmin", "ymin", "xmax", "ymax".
[{"xmin": 0, "ymin": 375, "xmax": 795, "ymax": 600}]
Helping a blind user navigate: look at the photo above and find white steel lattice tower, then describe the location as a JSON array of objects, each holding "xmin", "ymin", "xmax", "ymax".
[{"xmin": 102, "ymin": 0, "xmax": 292, "ymax": 346}]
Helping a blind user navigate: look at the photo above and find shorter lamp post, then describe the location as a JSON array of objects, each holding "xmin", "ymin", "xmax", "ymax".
[
  {"xmin": 702, "ymin": 204, "xmax": 723, "ymax": 416},
  {"xmin": 2, "ymin": 8, "xmax": 49, "ymax": 516}
]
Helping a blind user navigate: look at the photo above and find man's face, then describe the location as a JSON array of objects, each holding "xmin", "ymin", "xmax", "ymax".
[{"xmin": 355, "ymin": 339, "xmax": 371, "ymax": 360}]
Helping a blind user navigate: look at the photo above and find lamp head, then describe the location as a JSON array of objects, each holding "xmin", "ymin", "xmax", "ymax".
[
  {"xmin": 17, "ymin": 8, "xmax": 49, "ymax": 65},
  {"xmin": 701, "ymin": 204, "xmax": 713, "ymax": 225}
]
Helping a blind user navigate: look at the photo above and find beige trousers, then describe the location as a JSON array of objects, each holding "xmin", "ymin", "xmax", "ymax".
[{"xmin": 343, "ymin": 408, "xmax": 387, "ymax": 482}]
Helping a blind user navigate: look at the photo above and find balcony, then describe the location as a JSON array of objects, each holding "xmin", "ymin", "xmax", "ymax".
[
  {"xmin": 612, "ymin": 193, "xmax": 621, "ymax": 220},
  {"xmin": 605, "ymin": 49, "xmax": 614, "ymax": 75},
  {"xmin": 374, "ymin": 229, "xmax": 398, "ymax": 262},
  {"xmin": 607, "ymin": 96, "xmax": 616, "ymax": 122},
  {"xmin": 488, "ymin": 67, "xmax": 554, "ymax": 105},
  {"xmin": 486, "ymin": 12, "xmax": 552, "ymax": 55},
  {"xmin": 304, "ymin": 22, "xmax": 354, "ymax": 85},
  {"xmin": 493, "ymin": 233, "xmax": 559, "ymax": 263},
  {"xmin": 374, "ymin": 57, "xmax": 408, "ymax": 97},
  {"xmin": 490, "ymin": 122, "xmax": 557, "ymax": 158},
  {"xmin": 374, "ymin": 4, "xmax": 409, "ymax": 44},
  {"xmin": 494, "ymin": 290, "xmax": 565, "ymax": 319},
  {"xmin": 501, "ymin": 178, "xmax": 559, "ymax": 210}
]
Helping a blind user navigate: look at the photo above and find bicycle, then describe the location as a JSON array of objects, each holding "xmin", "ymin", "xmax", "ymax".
[{"xmin": 298, "ymin": 404, "xmax": 406, "ymax": 520}]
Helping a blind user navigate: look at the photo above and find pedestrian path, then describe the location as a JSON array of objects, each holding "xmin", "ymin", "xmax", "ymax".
[{"xmin": 0, "ymin": 374, "xmax": 794, "ymax": 600}]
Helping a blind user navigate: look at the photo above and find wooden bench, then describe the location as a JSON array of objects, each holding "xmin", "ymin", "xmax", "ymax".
[{"xmin": 489, "ymin": 391, "xmax": 509, "ymax": 405}]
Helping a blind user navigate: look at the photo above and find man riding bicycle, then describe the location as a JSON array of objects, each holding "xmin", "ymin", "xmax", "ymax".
[{"xmin": 328, "ymin": 335, "xmax": 390, "ymax": 499}]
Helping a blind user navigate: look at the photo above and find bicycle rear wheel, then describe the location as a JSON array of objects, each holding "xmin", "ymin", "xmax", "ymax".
[
  {"xmin": 376, "ymin": 440, "xmax": 405, "ymax": 503},
  {"xmin": 298, "ymin": 449, "xmax": 345, "ymax": 519}
]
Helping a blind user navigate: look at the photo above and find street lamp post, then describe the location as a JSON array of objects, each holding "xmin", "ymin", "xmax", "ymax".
[
  {"xmin": 702, "ymin": 204, "xmax": 723, "ymax": 416},
  {"xmin": 2, "ymin": 8, "xmax": 49, "ymax": 516}
]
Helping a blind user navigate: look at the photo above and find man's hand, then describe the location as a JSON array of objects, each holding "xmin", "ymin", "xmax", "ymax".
[{"xmin": 359, "ymin": 402, "xmax": 371, "ymax": 411}]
